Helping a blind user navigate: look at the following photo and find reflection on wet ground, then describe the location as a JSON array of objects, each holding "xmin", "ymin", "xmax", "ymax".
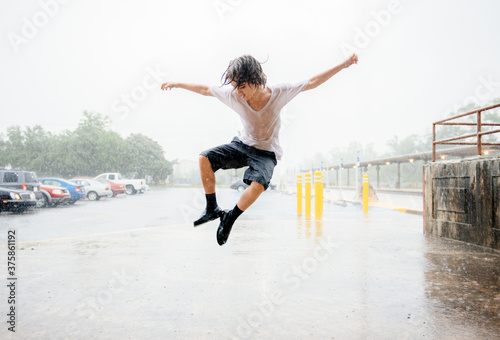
[
  {"xmin": 296, "ymin": 218, "xmax": 324, "ymax": 241},
  {"xmin": 424, "ymin": 236, "xmax": 499, "ymax": 338},
  {"xmin": 0, "ymin": 188, "xmax": 498, "ymax": 339}
]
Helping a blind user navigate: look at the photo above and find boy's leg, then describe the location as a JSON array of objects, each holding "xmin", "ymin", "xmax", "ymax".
[
  {"xmin": 194, "ymin": 140, "xmax": 247, "ymax": 227},
  {"xmin": 217, "ymin": 142, "xmax": 276, "ymax": 246},
  {"xmin": 199, "ymin": 155, "xmax": 216, "ymax": 194},
  {"xmin": 216, "ymin": 181, "xmax": 265, "ymax": 245},
  {"xmin": 237, "ymin": 181, "xmax": 265, "ymax": 211},
  {"xmin": 193, "ymin": 155, "xmax": 222, "ymax": 226}
]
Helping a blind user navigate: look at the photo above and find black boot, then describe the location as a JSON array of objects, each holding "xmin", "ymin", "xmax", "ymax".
[
  {"xmin": 193, "ymin": 206, "xmax": 223, "ymax": 227},
  {"xmin": 216, "ymin": 205, "xmax": 243, "ymax": 245},
  {"xmin": 193, "ymin": 193, "xmax": 221, "ymax": 227}
]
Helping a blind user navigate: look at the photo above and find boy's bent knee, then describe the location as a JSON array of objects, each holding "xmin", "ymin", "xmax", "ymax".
[
  {"xmin": 250, "ymin": 181, "xmax": 265, "ymax": 192},
  {"xmin": 199, "ymin": 155, "xmax": 215, "ymax": 175}
]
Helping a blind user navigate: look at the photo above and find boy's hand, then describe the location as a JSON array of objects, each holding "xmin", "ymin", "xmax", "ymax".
[
  {"xmin": 160, "ymin": 82, "xmax": 212, "ymax": 96},
  {"xmin": 343, "ymin": 54, "xmax": 358, "ymax": 68},
  {"xmin": 161, "ymin": 82, "xmax": 176, "ymax": 91}
]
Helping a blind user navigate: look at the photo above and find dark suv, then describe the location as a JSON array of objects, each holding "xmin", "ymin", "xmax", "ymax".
[
  {"xmin": 0, "ymin": 187, "xmax": 37, "ymax": 213},
  {"xmin": 0, "ymin": 170, "xmax": 43, "ymax": 203}
]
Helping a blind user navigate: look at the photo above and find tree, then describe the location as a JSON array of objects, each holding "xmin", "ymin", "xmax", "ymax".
[
  {"xmin": 385, "ymin": 134, "xmax": 428, "ymax": 156},
  {"xmin": 70, "ymin": 111, "xmax": 125, "ymax": 176},
  {"xmin": 48, "ymin": 130, "xmax": 81, "ymax": 178},
  {"xmin": 22, "ymin": 126, "xmax": 54, "ymax": 174},
  {"xmin": 327, "ymin": 141, "xmax": 378, "ymax": 165},
  {"xmin": 0, "ymin": 132, "xmax": 7, "ymax": 167},
  {"xmin": 3, "ymin": 126, "xmax": 24, "ymax": 169},
  {"xmin": 0, "ymin": 111, "xmax": 173, "ymax": 182},
  {"xmin": 123, "ymin": 134, "xmax": 172, "ymax": 183}
]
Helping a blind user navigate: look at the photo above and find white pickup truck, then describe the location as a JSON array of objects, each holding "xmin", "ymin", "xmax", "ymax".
[{"xmin": 95, "ymin": 173, "xmax": 147, "ymax": 195}]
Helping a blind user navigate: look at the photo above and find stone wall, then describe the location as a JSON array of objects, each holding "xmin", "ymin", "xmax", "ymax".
[{"xmin": 423, "ymin": 156, "xmax": 500, "ymax": 250}]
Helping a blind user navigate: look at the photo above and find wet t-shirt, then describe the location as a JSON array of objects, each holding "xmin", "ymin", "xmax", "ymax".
[{"xmin": 211, "ymin": 80, "xmax": 308, "ymax": 160}]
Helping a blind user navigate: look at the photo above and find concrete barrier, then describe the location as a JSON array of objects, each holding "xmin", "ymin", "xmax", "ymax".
[{"xmin": 423, "ymin": 156, "xmax": 500, "ymax": 250}]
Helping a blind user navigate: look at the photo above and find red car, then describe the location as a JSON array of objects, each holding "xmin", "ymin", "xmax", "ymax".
[
  {"xmin": 40, "ymin": 184, "xmax": 72, "ymax": 207},
  {"xmin": 95, "ymin": 179, "xmax": 126, "ymax": 196},
  {"xmin": 73, "ymin": 177, "xmax": 125, "ymax": 197}
]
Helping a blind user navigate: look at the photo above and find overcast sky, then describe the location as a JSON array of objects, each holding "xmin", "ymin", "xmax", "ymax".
[{"xmin": 1, "ymin": 0, "xmax": 500, "ymax": 171}]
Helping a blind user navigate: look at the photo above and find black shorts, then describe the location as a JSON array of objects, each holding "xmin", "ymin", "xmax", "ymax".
[{"xmin": 200, "ymin": 137, "xmax": 277, "ymax": 190}]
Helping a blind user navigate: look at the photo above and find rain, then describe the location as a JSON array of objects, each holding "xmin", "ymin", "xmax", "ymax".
[{"xmin": 0, "ymin": 0, "xmax": 499, "ymax": 339}]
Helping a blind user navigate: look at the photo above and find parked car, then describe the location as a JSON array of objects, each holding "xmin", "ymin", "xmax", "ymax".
[
  {"xmin": 69, "ymin": 179, "xmax": 110, "ymax": 201},
  {"xmin": 95, "ymin": 173, "xmax": 146, "ymax": 195},
  {"xmin": 230, "ymin": 179, "xmax": 249, "ymax": 192},
  {"xmin": 38, "ymin": 178, "xmax": 86, "ymax": 204},
  {"xmin": 0, "ymin": 187, "xmax": 37, "ymax": 213},
  {"xmin": 0, "ymin": 169, "xmax": 44, "ymax": 206},
  {"xmin": 95, "ymin": 179, "xmax": 126, "ymax": 197},
  {"xmin": 73, "ymin": 177, "xmax": 123, "ymax": 197},
  {"xmin": 230, "ymin": 179, "xmax": 276, "ymax": 192},
  {"xmin": 39, "ymin": 184, "xmax": 72, "ymax": 207}
]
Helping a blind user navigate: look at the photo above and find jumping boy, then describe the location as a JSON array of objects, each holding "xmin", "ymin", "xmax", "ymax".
[{"xmin": 161, "ymin": 53, "xmax": 358, "ymax": 245}]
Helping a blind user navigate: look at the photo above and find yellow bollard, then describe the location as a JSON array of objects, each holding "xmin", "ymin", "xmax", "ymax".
[
  {"xmin": 314, "ymin": 171, "xmax": 323, "ymax": 220},
  {"xmin": 297, "ymin": 174, "xmax": 303, "ymax": 215},
  {"xmin": 305, "ymin": 172, "xmax": 311, "ymax": 218},
  {"xmin": 320, "ymin": 172, "xmax": 324, "ymax": 215},
  {"xmin": 363, "ymin": 173, "xmax": 369, "ymax": 213}
]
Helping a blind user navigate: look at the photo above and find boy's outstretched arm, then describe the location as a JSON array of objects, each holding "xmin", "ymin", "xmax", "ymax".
[
  {"xmin": 161, "ymin": 82, "xmax": 213, "ymax": 96},
  {"xmin": 303, "ymin": 53, "xmax": 358, "ymax": 91}
]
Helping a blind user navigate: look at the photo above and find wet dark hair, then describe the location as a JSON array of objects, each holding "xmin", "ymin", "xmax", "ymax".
[{"xmin": 221, "ymin": 55, "xmax": 267, "ymax": 88}]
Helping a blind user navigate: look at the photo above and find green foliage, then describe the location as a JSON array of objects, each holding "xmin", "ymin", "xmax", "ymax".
[
  {"xmin": 329, "ymin": 141, "xmax": 379, "ymax": 164},
  {"xmin": 384, "ymin": 134, "xmax": 430, "ymax": 156},
  {"xmin": 70, "ymin": 111, "xmax": 126, "ymax": 176},
  {"xmin": 123, "ymin": 134, "xmax": 173, "ymax": 183},
  {"xmin": 0, "ymin": 111, "xmax": 172, "ymax": 184},
  {"xmin": 302, "ymin": 141, "xmax": 379, "ymax": 170}
]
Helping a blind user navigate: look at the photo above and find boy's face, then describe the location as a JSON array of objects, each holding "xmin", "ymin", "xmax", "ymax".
[{"xmin": 231, "ymin": 81, "xmax": 257, "ymax": 102}]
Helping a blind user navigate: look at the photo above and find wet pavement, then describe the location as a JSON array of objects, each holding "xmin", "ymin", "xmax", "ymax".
[{"xmin": 0, "ymin": 188, "xmax": 498, "ymax": 339}]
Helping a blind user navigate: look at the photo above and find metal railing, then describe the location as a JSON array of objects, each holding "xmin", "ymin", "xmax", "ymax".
[{"xmin": 432, "ymin": 103, "xmax": 500, "ymax": 162}]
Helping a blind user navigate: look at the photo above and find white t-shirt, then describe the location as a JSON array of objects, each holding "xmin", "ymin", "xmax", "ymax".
[{"xmin": 211, "ymin": 79, "xmax": 308, "ymax": 160}]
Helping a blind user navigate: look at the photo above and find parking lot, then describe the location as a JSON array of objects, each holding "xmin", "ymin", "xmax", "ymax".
[{"xmin": 0, "ymin": 188, "xmax": 499, "ymax": 339}]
